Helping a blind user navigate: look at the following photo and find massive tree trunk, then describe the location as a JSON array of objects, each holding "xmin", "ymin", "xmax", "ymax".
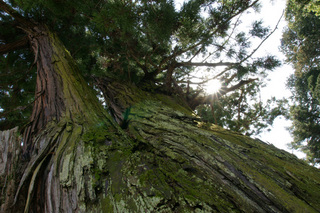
[
  {"xmin": 0, "ymin": 20, "xmax": 127, "ymax": 212},
  {"xmin": 2, "ymin": 71, "xmax": 320, "ymax": 212},
  {"xmin": 0, "ymin": 6, "xmax": 320, "ymax": 212}
]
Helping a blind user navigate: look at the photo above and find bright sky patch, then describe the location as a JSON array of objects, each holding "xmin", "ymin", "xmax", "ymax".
[{"xmin": 205, "ymin": 79, "xmax": 221, "ymax": 94}]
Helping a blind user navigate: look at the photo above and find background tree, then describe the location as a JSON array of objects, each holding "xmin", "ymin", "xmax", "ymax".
[
  {"xmin": 281, "ymin": 0, "xmax": 320, "ymax": 165},
  {"xmin": 305, "ymin": 0, "xmax": 320, "ymax": 15}
]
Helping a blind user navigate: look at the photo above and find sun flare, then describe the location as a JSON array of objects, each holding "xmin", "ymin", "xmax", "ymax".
[{"xmin": 205, "ymin": 79, "xmax": 222, "ymax": 94}]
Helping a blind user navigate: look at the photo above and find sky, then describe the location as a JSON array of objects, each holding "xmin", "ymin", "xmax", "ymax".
[
  {"xmin": 248, "ymin": 0, "xmax": 306, "ymax": 159},
  {"xmin": 175, "ymin": 0, "xmax": 305, "ymax": 159},
  {"xmin": 221, "ymin": 0, "xmax": 306, "ymax": 159}
]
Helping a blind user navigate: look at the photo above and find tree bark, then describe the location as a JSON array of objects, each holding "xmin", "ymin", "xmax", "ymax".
[
  {"xmin": 2, "ymin": 82, "xmax": 320, "ymax": 212},
  {"xmin": 0, "ymin": 22, "xmax": 122, "ymax": 212},
  {"xmin": 1, "ymin": 1, "xmax": 320, "ymax": 211},
  {"xmin": 96, "ymin": 82, "xmax": 320, "ymax": 213},
  {"xmin": 0, "ymin": 127, "xmax": 25, "ymax": 212}
]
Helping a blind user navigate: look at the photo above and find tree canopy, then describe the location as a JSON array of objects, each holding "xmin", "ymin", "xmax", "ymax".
[
  {"xmin": 0, "ymin": 0, "xmax": 281, "ymax": 134},
  {"xmin": 281, "ymin": 0, "xmax": 320, "ymax": 165},
  {"xmin": 2, "ymin": 1, "xmax": 320, "ymax": 212}
]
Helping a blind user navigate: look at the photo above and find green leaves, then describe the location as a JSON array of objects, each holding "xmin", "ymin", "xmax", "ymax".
[
  {"xmin": 249, "ymin": 20, "xmax": 270, "ymax": 39},
  {"xmin": 282, "ymin": 1, "xmax": 320, "ymax": 164},
  {"xmin": 196, "ymin": 83, "xmax": 283, "ymax": 136},
  {"xmin": 0, "ymin": 50, "xmax": 36, "ymax": 129},
  {"xmin": 236, "ymin": 32, "xmax": 250, "ymax": 48},
  {"xmin": 0, "ymin": 0, "xmax": 278, "ymax": 135}
]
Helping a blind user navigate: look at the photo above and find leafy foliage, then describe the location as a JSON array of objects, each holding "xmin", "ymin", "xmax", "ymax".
[
  {"xmin": 305, "ymin": 0, "xmax": 320, "ymax": 16},
  {"xmin": 0, "ymin": 50, "xmax": 36, "ymax": 130},
  {"xmin": 0, "ymin": 0, "xmax": 280, "ymax": 136},
  {"xmin": 249, "ymin": 20, "xmax": 270, "ymax": 39},
  {"xmin": 196, "ymin": 83, "xmax": 287, "ymax": 136},
  {"xmin": 282, "ymin": 0, "xmax": 320, "ymax": 164}
]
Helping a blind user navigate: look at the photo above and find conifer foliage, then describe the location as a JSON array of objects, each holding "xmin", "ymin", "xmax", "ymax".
[
  {"xmin": 0, "ymin": 0, "xmax": 280, "ymax": 134},
  {"xmin": 282, "ymin": 0, "xmax": 320, "ymax": 165},
  {"xmin": 1, "ymin": 1, "xmax": 320, "ymax": 212}
]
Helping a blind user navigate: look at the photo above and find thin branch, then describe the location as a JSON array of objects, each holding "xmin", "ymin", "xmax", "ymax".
[
  {"xmin": 176, "ymin": 80, "xmax": 206, "ymax": 85},
  {"xmin": 188, "ymin": 47, "xmax": 203, "ymax": 63},
  {"xmin": 0, "ymin": 0, "xmax": 35, "ymax": 29},
  {"xmin": 156, "ymin": 0, "xmax": 260, "ymax": 77},
  {"xmin": 185, "ymin": 0, "xmax": 260, "ymax": 55},
  {"xmin": 203, "ymin": 78, "xmax": 258, "ymax": 103},
  {"xmin": 237, "ymin": 88, "xmax": 244, "ymax": 122},
  {"xmin": 128, "ymin": 49, "xmax": 148, "ymax": 75},
  {"xmin": 146, "ymin": 53, "xmax": 157, "ymax": 68},
  {"xmin": 225, "ymin": 73, "xmax": 237, "ymax": 85},
  {"xmin": 238, "ymin": 10, "xmax": 285, "ymax": 65},
  {"xmin": 0, "ymin": 91, "xmax": 43, "ymax": 117},
  {"xmin": 202, "ymin": 13, "xmax": 243, "ymax": 63},
  {"xmin": 0, "ymin": 35, "xmax": 28, "ymax": 54},
  {"xmin": 210, "ymin": 9, "xmax": 284, "ymax": 81}
]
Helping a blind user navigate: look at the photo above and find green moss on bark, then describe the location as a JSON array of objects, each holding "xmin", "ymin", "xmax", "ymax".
[
  {"xmin": 98, "ymin": 85, "xmax": 320, "ymax": 212},
  {"xmin": 14, "ymin": 78, "xmax": 320, "ymax": 212}
]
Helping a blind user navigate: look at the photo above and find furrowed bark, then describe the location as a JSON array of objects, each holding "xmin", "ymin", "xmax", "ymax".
[
  {"xmin": 0, "ymin": 3, "xmax": 124, "ymax": 212},
  {"xmin": 14, "ymin": 27, "xmax": 120, "ymax": 212},
  {"xmin": 0, "ymin": 128, "xmax": 25, "ymax": 212},
  {"xmin": 20, "ymin": 24, "xmax": 112, "ymax": 149},
  {"xmin": 1, "ymin": 1, "xmax": 320, "ymax": 212},
  {"xmin": 0, "ymin": 4, "xmax": 119, "ymax": 210},
  {"xmin": 96, "ymin": 82, "xmax": 320, "ymax": 212},
  {"xmin": 2, "ymin": 65, "xmax": 320, "ymax": 213}
]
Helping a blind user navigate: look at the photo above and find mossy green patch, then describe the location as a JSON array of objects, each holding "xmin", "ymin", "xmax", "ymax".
[
  {"xmin": 101, "ymin": 197, "xmax": 114, "ymax": 213},
  {"xmin": 43, "ymin": 81, "xmax": 320, "ymax": 212},
  {"xmin": 118, "ymin": 86, "xmax": 320, "ymax": 212}
]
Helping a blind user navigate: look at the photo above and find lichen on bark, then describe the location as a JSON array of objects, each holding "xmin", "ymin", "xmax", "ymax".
[
  {"xmin": 82, "ymin": 82, "xmax": 320, "ymax": 213},
  {"xmin": 2, "ymin": 63, "xmax": 320, "ymax": 212},
  {"xmin": 0, "ymin": 14, "xmax": 319, "ymax": 212}
]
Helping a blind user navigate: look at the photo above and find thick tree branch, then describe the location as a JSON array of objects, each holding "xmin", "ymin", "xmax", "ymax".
[
  {"xmin": 177, "ymin": 61, "xmax": 237, "ymax": 68},
  {"xmin": 155, "ymin": 0, "xmax": 260, "ymax": 84},
  {"xmin": 0, "ymin": 0, "xmax": 35, "ymax": 29},
  {"xmin": 0, "ymin": 35, "xmax": 28, "ymax": 54},
  {"xmin": 220, "ymin": 78, "xmax": 258, "ymax": 96}
]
